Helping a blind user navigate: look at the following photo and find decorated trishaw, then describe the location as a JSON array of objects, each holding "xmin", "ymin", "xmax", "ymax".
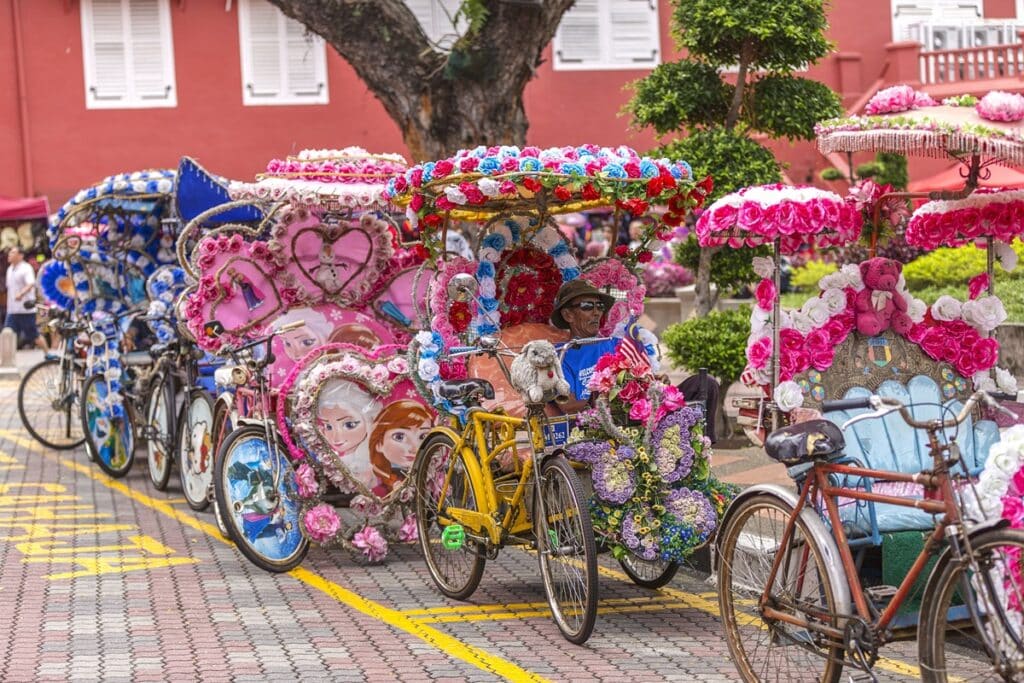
[
  {"xmin": 707, "ymin": 85, "xmax": 1024, "ymax": 681},
  {"xmin": 180, "ymin": 147, "xmax": 434, "ymax": 571},
  {"xmin": 385, "ymin": 144, "xmax": 736, "ymax": 643}
]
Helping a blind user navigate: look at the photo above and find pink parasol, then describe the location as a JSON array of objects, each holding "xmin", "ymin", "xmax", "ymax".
[{"xmin": 906, "ymin": 188, "xmax": 1024, "ymax": 249}]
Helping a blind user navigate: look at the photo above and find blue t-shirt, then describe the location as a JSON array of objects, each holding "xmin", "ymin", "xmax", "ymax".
[{"xmin": 560, "ymin": 339, "xmax": 620, "ymax": 401}]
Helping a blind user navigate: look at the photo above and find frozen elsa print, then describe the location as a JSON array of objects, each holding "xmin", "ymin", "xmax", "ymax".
[
  {"xmin": 273, "ymin": 308, "xmax": 332, "ymax": 363},
  {"xmin": 316, "ymin": 380, "xmax": 381, "ymax": 489}
]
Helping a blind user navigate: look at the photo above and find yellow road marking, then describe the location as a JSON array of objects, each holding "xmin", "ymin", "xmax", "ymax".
[
  {"xmin": 0, "ymin": 430, "xmax": 548, "ymax": 683},
  {"xmin": 401, "ymin": 593, "xmax": 676, "ymax": 616}
]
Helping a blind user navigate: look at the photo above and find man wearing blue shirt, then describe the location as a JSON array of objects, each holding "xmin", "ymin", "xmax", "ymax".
[{"xmin": 550, "ymin": 280, "xmax": 619, "ymax": 414}]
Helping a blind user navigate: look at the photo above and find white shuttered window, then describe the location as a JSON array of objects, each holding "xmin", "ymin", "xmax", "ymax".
[
  {"xmin": 238, "ymin": 0, "xmax": 329, "ymax": 106},
  {"xmin": 553, "ymin": 0, "xmax": 660, "ymax": 71},
  {"xmin": 80, "ymin": 0, "xmax": 177, "ymax": 109},
  {"xmin": 404, "ymin": 0, "xmax": 467, "ymax": 51}
]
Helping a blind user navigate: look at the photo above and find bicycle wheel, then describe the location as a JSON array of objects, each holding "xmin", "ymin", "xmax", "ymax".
[
  {"xmin": 145, "ymin": 371, "xmax": 175, "ymax": 490},
  {"xmin": 919, "ymin": 527, "xmax": 1024, "ymax": 682},
  {"xmin": 18, "ymin": 358, "xmax": 85, "ymax": 450},
  {"xmin": 414, "ymin": 433, "xmax": 486, "ymax": 600},
  {"xmin": 210, "ymin": 401, "xmax": 234, "ymax": 539},
  {"xmin": 534, "ymin": 455, "xmax": 598, "ymax": 645},
  {"xmin": 177, "ymin": 390, "xmax": 215, "ymax": 511},
  {"xmin": 80, "ymin": 374, "xmax": 136, "ymax": 478},
  {"xmin": 619, "ymin": 553, "xmax": 680, "ymax": 589},
  {"xmin": 716, "ymin": 494, "xmax": 844, "ymax": 683},
  {"xmin": 214, "ymin": 425, "xmax": 308, "ymax": 573}
]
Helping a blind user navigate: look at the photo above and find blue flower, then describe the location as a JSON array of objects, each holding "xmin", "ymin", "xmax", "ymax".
[
  {"xmin": 478, "ymin": 297, "xmax": 499, "ymax": 312},
  {"xmin": 475, "ymin": 322, "xmax": 499, "ymax": 335},
  {"xmin": 431, "ymin": 331, "xmax": 444, "ymax": 348},
  {"xmin": 603, "ymin": 163, "xmax": 627, "ymax": 179},
  {"xmin": 421, "ymin": 161, "xmax": 436, "ymax": 184},
  {"xmin": 561, "ymin": 267, "xmax": 581, "ymax": 281},
  {"xmin": 478, "ymin": 158, "xmax": 501, "ymax": 174},
  {"xmin": 498, "ymin": 145, "xmax": 520, "ymax": 159},
  {"xmin": 640, "ymin": 160, "xmax": 659, "ymax": 179},
  {"xmin": 469, "ymin": 145, "xmax": 487, "ymax": 158},
  {"xmin": 481, "ymin": 233, "xmax": 507, "ymax": 251},
  {"xmin": 560, "ymin": 162, "xmax": 586, "ymax": 176},
  {"xmin": 508, "ymin": 222, "xmax": 522, "ymax": 243},
  {"xmin": 477, "ymin": 261, "xmax": 495, "ymax": 278},
  {"xmin": 518, "ymin": 157, "xmax": 542, "ymax": 172},
  {"xmin": 549, "ymin": 241, "xmax": 570, "ymax": 257}
]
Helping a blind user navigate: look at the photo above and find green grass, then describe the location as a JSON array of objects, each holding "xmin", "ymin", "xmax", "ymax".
[{"xmin": 780, "ymin": 285, "xmax": 1024, "ymax": 323}]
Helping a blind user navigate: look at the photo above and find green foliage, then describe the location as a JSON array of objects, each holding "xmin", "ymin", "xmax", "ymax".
[
  {"xmin": 674, "ymin": 236, "xmax": 770, "ymax": 293},
  {"xmin": 625, "ymin": 62, "xmax": 733, "ymax": 136},
  {"xmin": 855, "ymin": 161, "xmax": 883, "ymax": 178},
  {"xmin": 672, "ymin": 0, "xmax": 831, "ymax": 72},
  {"xmin": 663, "ymin": 307, "xmax": 751, "ymax": 383},
  {"xmin": 746, "ymin": 75, "xmax": 842, "ymax": 141},
  {"xmin": 790, "ymin": 260, "xmax": 837, "ymax": 292},
  {"xmin": 655, "ymin": 127, "xmax": 781, "ymax": 203},
  {"xmin": 902, "ymin": 242, "xmax": 1024, "ymax": 290},
  {"xmin": 820, "ymin": 167, "xmax": 846, "ymax": 182},
  {"xmin": 873, "ymin": 152, "xmax": 909, "ymax": 190}
]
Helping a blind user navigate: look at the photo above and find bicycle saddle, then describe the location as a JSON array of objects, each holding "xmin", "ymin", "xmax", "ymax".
[
  {"xmin": 123, "ymin": 351, "xmax": 154, "ymax": 367},
  {"xmin": 438, "ymin": 378, "xmax": 495, "ymax": 403},
  {"xmin": 764, "ymin": 419, "xmax": 845, "ymax": 466},
  {"xmin": 148, "ymin": 342, "xmax": 177, "ymax": 358}
]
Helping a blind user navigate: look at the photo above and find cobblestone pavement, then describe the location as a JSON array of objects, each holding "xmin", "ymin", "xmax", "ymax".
[{"xmin": 0, "ymin": 353, "xmax": 990, "ymax": 681}]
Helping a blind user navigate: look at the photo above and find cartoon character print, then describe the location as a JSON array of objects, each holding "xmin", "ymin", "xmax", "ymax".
[
  {"xmin": 316, "ymin": 379, "xmax": 382, "ymax": 490},
  {"xmin": 368, "ymin": 400, "xmax": 432, "ymax": 495}
]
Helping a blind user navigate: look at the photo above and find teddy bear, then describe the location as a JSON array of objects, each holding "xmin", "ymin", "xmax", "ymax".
[
  {"xmin": 510, "ymin": 340, "xmax": 571, "ymax": 405},
  {"xmin": 854, "ymin": 257, "xmax": 912, "ymax": 336}
]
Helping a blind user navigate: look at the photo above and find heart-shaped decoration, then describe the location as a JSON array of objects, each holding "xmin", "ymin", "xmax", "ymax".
[
  {"xmin": 279, "ymin": 343, "xmax": 432, "ymax": 512},
  {"xmin": 186, "ymin": 254, "xmax": 286, "ymax": 350},
  {"xmin": 370, "ymin": 265, "xmax": 434, "ymax": 333}
]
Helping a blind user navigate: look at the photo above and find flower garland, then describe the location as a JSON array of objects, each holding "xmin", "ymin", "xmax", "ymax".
[
  {"xmin": 696, "ymin": 184, "xmax": 862, "ymax": 253},
  {"xmin": 907, "ymin": 188, "xmax": 1024, "ymax": 248},
  {"xmin": 145, "ymin": 266, "xmax": 187, "ymax": 344},
  {"xmin": 864, "ymin": 85, "xmax": 938, "ymax": 116}
]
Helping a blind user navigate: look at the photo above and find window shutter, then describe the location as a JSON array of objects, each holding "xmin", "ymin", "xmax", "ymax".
[
  {"xmin": 89, "ymin": 0, "xmax": 128, "ymax": 101},
  {"xmin": 554, "ymin": 0, "xmax": 603, "ymax": 65},
  {"xmin": 608, "ymin": 0, "xmax": 658, "ymax": 65},
  {"xmin": 246, "ymin": 0, "xmax": 283, "ymax": 97},
  {"xmin": 284, "ymin": 19, "xmax": 321, "ymax": 96},
  {"xmin": 128, "ymin": 0, "xmax": 171, "ymax": 100},
  {"xmin": 404, "ymin": 0, "xmax": 464, "ymax": 49}
]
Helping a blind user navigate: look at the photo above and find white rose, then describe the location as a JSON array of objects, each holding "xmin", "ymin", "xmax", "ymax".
[
  {"xmin": 961, "ymin": 296, "xmax": 1007, "ymax": 333},
  {"xmin": 750, "ymin": 306, "xmax": 771, "ymax": 338},
  {"xmin": 995, "ymin": 240, "xmax": 1018, "ymax": 273},
  {"xmin": 773, "ymin": 381, "xmax": 805, "ymax": 412},
  {"xmin": 789, "ymin": 311, "xmax": 813, "ymax": 334},
  {"xmin": 777, "ymin": 309, "xmax": 793, "ymax": 330},
  {"xmin": 105, "ymin": 367, "xmax": 122, "ymax": 381},
  {"xmin": 906, "ymin": 297, "xmax": 927, "ymax": 323},
  {"xmin": 996, "ymin": 367, "xmax": 1019, "ymax": 394},
  {"xmin": 751, "ymin": 256, "xmax": 774, "ymax": 279},
  {"xmin": 841, "ymin": 264, "xmax": 864, "ymax": 290},
  {"xmin": 930, "ymin": 295, "xmax": 963, "ymax": 322},
  {"xmin": 999, "ymin": 425, "xmax": 1024, "ymax": 455},
  {"xmin": 977, "ymin": 468, "xmax": 1010, "ymax": 502},
  {"xmin": 818, "ymin": 271, "xmax": 849, "ymax": 291},
  {"xmin": 444, "ymin": 186, "xmax": 468, "ymax": 205},
  {"xmin": 822, "ymin": 288, "xmax": 847, "ymax": 316},
  {"xmin": 417, "ymin": 358, "xmax": 440, "ymax": 381},
  {"xmin": 801, "ymin": 297, "xmax": 831, "ymax": 327},
  {"xmin": 479, "ymin": 278, "xmax": 497, "ymax": 299},
  {"xmin": 973, "ymin": 370, "xmax": 998, "ymax": 393},
  {"xmin": 477, "ymin": 178, "xmax": 501, "ymax": 197},
  {"xmin": 479, "ymin": 246, "xmax": 500, "ymax": 263},
  {"xmin": 414, "ymin": 331, "xmax": 437, "ymax": 352},
  {"xmin": 990, "ymin": 447, "xmax": 1022, "ymax": 477},
  {"xmin": 148, "ymin": 300, "xmax": 168, "ymax": 317}
]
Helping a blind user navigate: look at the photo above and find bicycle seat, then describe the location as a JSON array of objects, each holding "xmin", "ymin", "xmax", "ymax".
[
  {"xmin": 438, "ymin": 378, "xmax": 494, "ymax": 404},
  {"xmin": 123, "ymin": 351, "xmax": 153, "ymax": 367},
  {"xmin": 764, "ymin": 419, "xmax": 845, "ymax": 466},
  {"xmin": 148, "ymin": 342, "xmax": 177, "ymax": 358}
]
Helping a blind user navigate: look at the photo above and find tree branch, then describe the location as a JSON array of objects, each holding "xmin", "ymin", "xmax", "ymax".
[{"xmin": 725, "ymin": 40, "xmax": 753, "ymax": 131}]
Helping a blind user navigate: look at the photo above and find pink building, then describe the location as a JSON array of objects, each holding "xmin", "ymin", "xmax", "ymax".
[{"xmin": 3, "ymin": 0, "xmax": 1023, "ymax": 204}]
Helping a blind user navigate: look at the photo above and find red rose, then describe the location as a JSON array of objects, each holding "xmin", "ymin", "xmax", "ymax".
[
  {"xmin": 972, "ymin": 337, "xmax": 999, "ymax": 371},
  {"xmin": 615, "ymin": 245, "xmax": 629, "ymax": 257},
  {"xmin": 422, "ymin": 213, "xmax": 444, "ymax": 228},
  {"xmin": 581, "ymin": 183, "xmax": 601, "ymax": 200},
  {"xmin": 522, "ymin": 177, "xmax": 542, "ymax": 193},
  {"xmin": 668, "ymin": 194, "xmax": 690, "ymax": 213},
  {"xmin": 459, "ymin": 157, "xmax": 480, "ymax": 173},
  {"xmin": 779, "ymin": 328, "xmax": 805, "ymax": 353},
  {"xmin": 697, "ymin": 175, "xmax": 714, "ymax": 194},
  {"xmin": 637, "ymin": 250, "xmax": 653, "ymax": 263},
  {"xmin": 645, "ymin": 177, "xmax": 664, "ymax": 198},
  {"xmin": 392, "ymin": 176, "xmax": 408, "ymax": 193},
  {"xmin": 659, "ymin": 170, "xmax": 677, "ymax": 190},
  {"xmin": 409, "ymin": 168, "xmax": 423, "ymax": 187},
  {"xmin": 553, "ymin": 185, "xmax": 572, "ymax": 201},
  {"xmin": 662, "ymin": 212, "xmax": 683, "ymax": 227},
  {"xmin": 433, "ymin": 160, "xmax": 454, "ymax": 178},
  {"xmin": 449, "ymin": 301, "xmax": 472, "ymax": 332},
  {"xmin": 462, "ymin": 186, "xmax": 486, "ymax": 204},
  {"xmin": 623, "ymin": 161, "xmax": 642, "ymax": 178}
]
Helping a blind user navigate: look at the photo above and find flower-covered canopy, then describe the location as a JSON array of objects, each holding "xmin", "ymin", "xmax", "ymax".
[
  {"xmin": 384, "ymin": 144, "xmax": 701, "ymax": 237},
  {"xmin": 816, "ymin": 85, "xmax": 1024, "ymax": 167},
  {"xmin": 229, "ymin": 147, "xmax": 407, "ymax": 208},
  {"xmin": 695, "ymin": 184, "xmax": 861, "ymax": 253},
  {"xmin": 907, "ymin": 188, "xmax": 1024, "ymax": 249}
]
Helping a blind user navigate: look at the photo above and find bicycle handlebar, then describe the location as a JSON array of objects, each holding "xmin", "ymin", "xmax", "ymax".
[{"xmin": 824, "ymin": 390, "xmax": 1015, "ymax": 432}]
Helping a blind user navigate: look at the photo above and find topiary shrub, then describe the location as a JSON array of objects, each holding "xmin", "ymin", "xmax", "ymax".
[
  {"xmin": 790, "ymin": 260, "xmax": 837, "ymax": 293},
  {"xmin": 663, "ymin": 306, "xmax": 751, "ymax": 385},
  {"xmin": 902, "ymin": 242, "xmax": 1024, "ymax": 290}
]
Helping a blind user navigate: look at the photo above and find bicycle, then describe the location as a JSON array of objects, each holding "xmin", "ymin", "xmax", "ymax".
[
  {"xmin": 212, "ymin": 320, "xmax": 310, "ymax": 572},
  {"xmin": 716, "ymin": 390, "xmax": 1024, "ymax": 682},
  {"xmin": 413, "ymin": 335, "xmax": 599, "ymax": 645},
  {"xmin": 17, "ymin": 308, "xmax": 88, "ymax": 451}
]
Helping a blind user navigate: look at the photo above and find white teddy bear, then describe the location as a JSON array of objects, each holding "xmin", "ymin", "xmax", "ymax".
[{"xmin": 510, "ymin": 340, "xmax": 571, "ymax": 405}]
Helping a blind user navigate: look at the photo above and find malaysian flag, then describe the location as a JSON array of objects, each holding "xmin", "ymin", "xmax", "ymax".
[{"xmin": 620, "ymin": 317, "xmax": 652, "ymax": 370}]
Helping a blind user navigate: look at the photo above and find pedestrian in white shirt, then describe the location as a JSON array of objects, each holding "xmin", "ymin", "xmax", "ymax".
[{"xmin": 4, "ymin": 247, "xmax": 48, "ymax": 353}]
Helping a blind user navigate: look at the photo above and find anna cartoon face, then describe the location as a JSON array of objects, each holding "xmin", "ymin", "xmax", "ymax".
[{"xmin": 379, "ymin": 415, "xmax": 431, "ymax": 469}]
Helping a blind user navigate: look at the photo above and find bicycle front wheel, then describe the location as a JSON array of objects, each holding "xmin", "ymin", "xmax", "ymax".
[
  {"xmin": 534, "ymin": 455, "xmax": 598, "ymax": 645},
  {"xmin": 18, "ymin": 358, "xmax": 85, "ymax": 450},
  {"xmin": 145, "ymin": 372, "xmax": 175, "ymax": 490},
  {"xmin": 214, "ymin": 425, "xmax": 308, "ymax": 573},
  {"xmin": 81, "ymin": 374, "xmax": 136, "ymax": 478},
  {"xmin": 716, "ymin": 494, "xmax": 844, "ymax": 683},
  {"xmin": 919, "ymin": 527, "xmax": 1024, "ymax": 682},
  {"xmin": 177, "ymin": 390, "xmax": 215, "ymax": 511},
  {"xmin": 414, "ymin": 433, "xmax": 486, "ymax": 601}
]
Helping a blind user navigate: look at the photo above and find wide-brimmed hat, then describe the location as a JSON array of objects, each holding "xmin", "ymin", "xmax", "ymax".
[{"xmin": 550, "ymin": 279, "xmax": 616, "ymax": 330}]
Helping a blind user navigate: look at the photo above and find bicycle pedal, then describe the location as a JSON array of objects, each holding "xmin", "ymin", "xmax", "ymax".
[
  {"xmin": 864, "ymin": 585, "xmax": 898, "ymax": 606},
  {"xmin": 847, "ymin": 671, "xmax": 878, "ymax": 683}
]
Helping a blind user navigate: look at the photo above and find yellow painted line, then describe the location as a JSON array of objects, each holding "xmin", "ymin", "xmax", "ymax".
[
  {"xmin": 0, "ymin": 430, "xmax": 548, "ymax": 683},
  {"xmin": 400, "ymin": 593, "xmax": 676, "ymax": 617},
  {"xmin": 412, "ymin": 599, "xmax": 706, "ymax": 624}
]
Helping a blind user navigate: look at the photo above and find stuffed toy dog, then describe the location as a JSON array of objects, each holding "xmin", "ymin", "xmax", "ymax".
[{"xmin": 510, "ymin": 340, "xmax": 571, "ymax": 404}]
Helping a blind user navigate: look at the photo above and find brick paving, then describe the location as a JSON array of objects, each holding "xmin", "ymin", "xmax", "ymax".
[{"xmin": 0, "ymin": 350, "xmax": 991, "ymax": 681}]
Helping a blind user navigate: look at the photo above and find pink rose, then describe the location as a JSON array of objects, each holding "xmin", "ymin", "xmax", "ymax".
[
  {"xmin": 968, "ymin": 272, "xmax": 990, "ymax": 300},
  {"xmin": 398, "ymin": 514, "xmax": 419, "ymax": 543},
  {"xmin": 709, "ymin": 205, "xmax": 738, "ymax": 233},
  {"xmin": 774, "ymin": 202, "xmax": 799, "ymax": 235},
  {"xmin": 352, "ymin": 525, "xmax": 389, "ymax": 562},
  {"xmin": 779, "ymin": 328, "xmax": 806, "ymax": 353},
  {"xmin": 806, "ymin": 328, "xmax": 833, "ymax": 371},
  {"xmin": 618, "ymin": 379, "xmax": 646, "ymax": 403},
  {"xmin": 754, "ymin": 278, "xmax": 777, "ymax": 311},
  {"xmin": 295, "ymin": 462, "xmax": 319, "ymax": 499},
  {"xmin": 303, "ymin": 504, "xmax": 340, "ymax": 543},
  {"xmin": 972, "ymin": 337, "xmax": 1000, "ymax": 371},
  {"xmin": 738, "ymin": 202, "xmax": 765, "ymax": 232},
  {"xmin": 746, "ymin": 336, "xmax": 772, "ymax": 369},
  {"xmin": 629, "ymin": 398, "xmax": 651, "ymax": 422},
  {"xmin": 409, "ymin": 193, "xmax": 424, "ymax": 212}
]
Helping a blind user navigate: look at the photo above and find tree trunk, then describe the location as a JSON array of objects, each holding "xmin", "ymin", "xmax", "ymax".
[
  {"xmin": 694, "ymin": 245, "xmax": 720, "ymax": 317},
  {"xmin": 266, "ymin": 0, "xmax": 576, "ymax": 161},
  {"xmin": 725, "ymin": 40, "xmax": 754, "ymax": 131}
]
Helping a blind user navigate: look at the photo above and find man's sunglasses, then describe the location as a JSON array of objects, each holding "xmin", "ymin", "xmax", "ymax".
[{"xmin": 572, "ymin": 301, "xmax": 608, "ymax": 312}]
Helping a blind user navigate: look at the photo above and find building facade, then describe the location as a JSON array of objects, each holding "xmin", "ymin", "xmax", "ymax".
[{"xmin": 2, "ymin": 0, "xmax": 1022, "ymax": 204}]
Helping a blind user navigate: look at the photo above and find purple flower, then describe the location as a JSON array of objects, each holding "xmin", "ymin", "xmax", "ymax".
[
  {"xmin": 665, "ymin": 488, "xmax": 717, "ymax": 538},
  {"xmin": 651, "ymin": 407, "xmax": 703, "ymax": 482},
  {"xmin": 591, "ymin": 446, "xmax": 637, "ymax": 505},
  {"xmin": 566, "ymin": 440, "xmax": 611, "ymax": 465}
]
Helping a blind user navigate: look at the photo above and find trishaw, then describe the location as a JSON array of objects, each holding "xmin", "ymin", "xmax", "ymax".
[
  {"xmin": 709, "ymin": 85, "xmax": 1024, "ymax": 681},
  {"xmin": 386, "ymin": 144, "xmax": 735, "ymax": 644},
  {"xmin": 179, "ymin": 147, "xmax": 434, "ymax": 571}
]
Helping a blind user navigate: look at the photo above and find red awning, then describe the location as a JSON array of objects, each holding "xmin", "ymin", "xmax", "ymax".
[
  {"xmin": 0, "ymin": 195, "xmax": 49, "ymax": 221},
  {"xmin": 908, "ymin": 164, "xmax": 1024, "ymax": 192}
]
